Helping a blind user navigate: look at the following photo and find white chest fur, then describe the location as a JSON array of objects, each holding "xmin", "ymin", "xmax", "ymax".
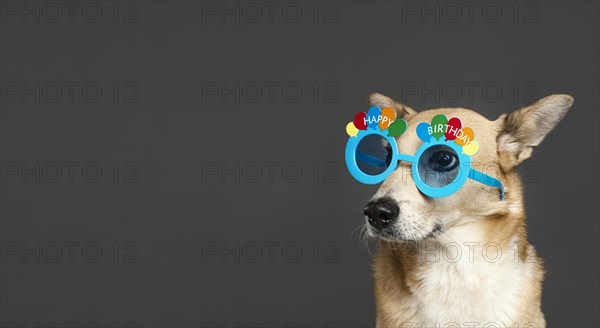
[{"xmin": 403, "ymin": 235, "xmax": 539, "ymax": 326}]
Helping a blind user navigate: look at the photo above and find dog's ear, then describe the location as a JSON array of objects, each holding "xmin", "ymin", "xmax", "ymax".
[
  {"xmin": 368, "ymin": 93, "xmax": 416, "ymax": 118},
  {"xmin": 497, "ymin": 94, "xmax": 573, "ymax": 167}
]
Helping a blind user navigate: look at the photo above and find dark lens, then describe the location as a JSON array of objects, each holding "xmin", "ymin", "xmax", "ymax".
[
  {"xmin": 418, "ymin": 145, "xmax": 459, "ymax": 187},
  {"xmin": 355, "ymin": 134, "xmax": 393, "ymax": 175}
]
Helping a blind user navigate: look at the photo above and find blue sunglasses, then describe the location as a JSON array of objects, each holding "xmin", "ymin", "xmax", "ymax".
[{"xmin": 345, "ymin": 129, "xmax": 504, "ymax": 200}]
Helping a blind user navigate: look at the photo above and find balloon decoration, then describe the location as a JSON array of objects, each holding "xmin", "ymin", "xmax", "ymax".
[
  {"xmin": 455, "ymin": 127, "xmax": 474, "ymax": 147},
  {"xmin": 388, "ymin": 119, "xmax": 407, "ymax": 137},
  {"xmin": 346, "ymin": 122, "xmax": 359, "ymax": 137},
  {"xmin": 430, "ymin": 114, "xmax": 448, "ymax": 140},
  {"xmin": 378, "ymin": 107, "xmax": 397, "ymax": 131},
  {"xmin": 462, "ymin": 140, "xmax": 480, "ymax": 156},
  {"xmin": 416, "ymin": 122, "xmax": 432, "ymax": 142},
  {"xmin": 445, "ymin": 117, "xmax": 462, "ymax": 141},
  {"xmin": 346, "ymin": 109, "xmax": 481, "ymax": 156},
  {"xmin": 348, "ymin": 107, "xmax": 408, "ymax": 138},
  {"xmin": 413, "ymin": 115, "xmax": 479, "ymax": 156},
  {"xmin": 366, "ymin": 106, "xmax": 382, "ymax": 130},
  {"xmin": 353, "ymin": 112, "xmax": 367, "ymax": 130}
]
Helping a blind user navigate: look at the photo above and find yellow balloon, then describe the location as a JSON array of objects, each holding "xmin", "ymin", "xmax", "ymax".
[
  {"xmin": 346, "ymin": 122, "xmax": 359, "ymax": 137},
  {"xmin": 462, "ymin": 140, "xmax": 480, "ymax": 156}
]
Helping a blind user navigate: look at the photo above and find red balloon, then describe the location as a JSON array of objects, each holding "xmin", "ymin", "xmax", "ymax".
[
  {"xmin": 445, "ymin": 117, "xmax": 462, "ymax": 141},
  {"xmin": 353, "ymin": 112, "xmax": 367, "ymax": 130}
]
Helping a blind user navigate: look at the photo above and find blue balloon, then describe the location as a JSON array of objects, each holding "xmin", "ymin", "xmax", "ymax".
[
  {"xmin": 366, "ymin": 106, "xmax": 382, "ymax": 130},
  {"xmin": 417, "ymin": 122, "xmax": 432, "ymax": 142}
]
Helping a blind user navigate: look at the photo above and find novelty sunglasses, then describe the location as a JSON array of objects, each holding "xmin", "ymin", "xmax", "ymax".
[{"xmin": 345, "ymin": 107, "xmax": 504, "ymax": 200}]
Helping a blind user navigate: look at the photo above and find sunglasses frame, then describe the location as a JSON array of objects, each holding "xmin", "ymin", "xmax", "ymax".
[{"xmin": 345, "ymin": 129, "xmax": 505, "ymax": 200}]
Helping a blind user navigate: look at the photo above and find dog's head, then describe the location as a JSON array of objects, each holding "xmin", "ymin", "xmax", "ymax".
[{"xmin": 364, "ymin": 93, "xmax": 573, "ymax": 242}]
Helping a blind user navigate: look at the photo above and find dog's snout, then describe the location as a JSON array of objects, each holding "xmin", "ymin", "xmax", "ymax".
[{"xmin": 364, "ymin": 198, "xmax": 400, "ymax": 230}]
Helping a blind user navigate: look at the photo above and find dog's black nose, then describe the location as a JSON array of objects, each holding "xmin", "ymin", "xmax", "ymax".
[{"xmin": 364, "ymin": 198, "xmax": 399, "ymax": 230}]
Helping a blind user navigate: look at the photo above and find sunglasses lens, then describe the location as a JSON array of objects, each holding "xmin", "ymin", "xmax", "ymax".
[
  {"xmin": 355, "ymin": 134, "xmax": 393, "ymax": 176},
  {"xmin": 418, "ymin": 145, "xmax": 460, "ymax": 188}
]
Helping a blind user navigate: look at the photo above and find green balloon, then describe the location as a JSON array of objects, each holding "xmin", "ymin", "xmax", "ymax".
[
  {"xmin": 431, "ymin": 114, "xmax": 448, "ymax": 140},
  {"xmin": 388, "ymin": 119, "xmax": 407, "ymax": 137}
]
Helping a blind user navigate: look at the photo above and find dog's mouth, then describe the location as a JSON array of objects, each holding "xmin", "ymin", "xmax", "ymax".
[
  {"xmin": 426, "ymin": 223, "xmax": 444, "ymax": 238},
  {"xmin": 368, "ymin": 223, "xmax": 444, "ymax": 242}
]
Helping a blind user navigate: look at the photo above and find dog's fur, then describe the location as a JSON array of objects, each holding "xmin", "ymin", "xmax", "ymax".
[{"xmin": 364, "ymin": 93, "xmax": 573, "ymax": 327}]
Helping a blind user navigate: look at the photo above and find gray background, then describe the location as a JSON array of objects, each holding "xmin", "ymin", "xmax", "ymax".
[{"xmin": 1, "ymin": 0, "xmax": 599, "ymax": 327}]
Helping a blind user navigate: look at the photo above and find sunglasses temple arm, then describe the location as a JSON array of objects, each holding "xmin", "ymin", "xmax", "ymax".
[
  {"xmin": 468, "ymin": 168, "xmax": 505, "ymax": 201},
  {"xmin": 355, "ymin": 151, "xmax": 388, "ymax": 168}
]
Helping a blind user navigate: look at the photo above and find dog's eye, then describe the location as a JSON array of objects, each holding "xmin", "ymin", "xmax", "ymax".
[
  {"xmin": 417, "ymin": 145, "xmax": 460, "ymax": 188},
  {"xmin": 430, "ymin": 151, "xmax": 458, "ymax": 172}
]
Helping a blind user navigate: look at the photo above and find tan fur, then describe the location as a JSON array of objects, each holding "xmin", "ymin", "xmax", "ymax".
[{"xmin": 364, "ymin": 93, "xmax": 573, "ymax": 327}]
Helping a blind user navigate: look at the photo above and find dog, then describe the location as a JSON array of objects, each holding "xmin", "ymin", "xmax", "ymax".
[{"xmin": 362, "ymin": 93, "xmax": 573, "ymax": 327}]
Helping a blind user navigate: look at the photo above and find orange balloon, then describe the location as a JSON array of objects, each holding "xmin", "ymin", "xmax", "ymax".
[
  {"xmin": 455, "ymin": 127, "xmax": 475, "ymax": 146},
  {"xmin": 378, "ymin": 107, "xmax": 397, "ymax": 130}
]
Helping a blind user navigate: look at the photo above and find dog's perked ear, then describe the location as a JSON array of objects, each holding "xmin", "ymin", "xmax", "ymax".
[
  {"xmin": 497, "ymin": 94, "xmax": 574, "ymax": 167},
  {"xmin": 368, "ymin": 93, "xmax": 417, "ymax": 118}
]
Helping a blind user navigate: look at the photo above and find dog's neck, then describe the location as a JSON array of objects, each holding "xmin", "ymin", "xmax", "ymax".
[{"xmin": 374, "ymin": 206, "xmax": 545, "ymax": 325}]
